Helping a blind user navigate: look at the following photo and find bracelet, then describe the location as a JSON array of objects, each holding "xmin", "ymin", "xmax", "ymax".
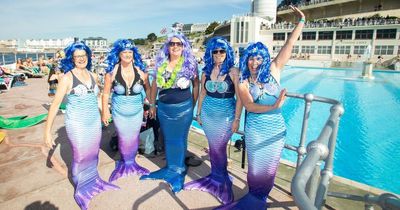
[
  {"xmin": 149, "ymin": 103, "xmax": 156, "ymax": 107},
  {"xmin": 196, "ymin": 113, "xmax": 201, "ymax": 117},
  {"xmin": 234, "ymin": 118, "xmax": 240, "ymax": 121},
  {"xmin": 299, "ymin": 17, "xmax": 305, "ymax": 23}
]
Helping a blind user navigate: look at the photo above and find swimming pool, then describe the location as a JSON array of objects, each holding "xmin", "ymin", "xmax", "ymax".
[{"xmin": 192, "ymin": 66, "xmax": 400, "ymax": 194}]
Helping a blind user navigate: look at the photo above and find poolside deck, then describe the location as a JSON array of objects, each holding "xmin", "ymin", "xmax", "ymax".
[{"xmin": 0, "ymin": 78, "xmax": 298, "ymax": 210}]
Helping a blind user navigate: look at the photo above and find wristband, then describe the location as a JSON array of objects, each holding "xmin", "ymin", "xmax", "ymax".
[
  {"xmin": 299, "ymin": 17, "xmax": 305, "ymax": 23},
  {"xmin": 196, "ymin": 113, "xmax": 201, "ymax": 117},
  {"xmin": 149, "ymin": 103, "xmax": 156, "ymax": 107},
  {"xmin": 234, "ymin": 118, "xmax": 240, "ymax": 121}
]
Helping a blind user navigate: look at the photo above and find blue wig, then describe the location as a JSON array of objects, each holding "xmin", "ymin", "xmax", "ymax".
[
  {"xmin": 239, "ymin": 42, "xmax": 271, "ymax": 83},
  {"xmin": 105, "ymin": 39, "xmax": 146, "ymax": 73},
  {"xmin": 203, "ymin": 36, "xmax": 235, "ymax": 76},
  {"xmin": 60, "ymin": 41, "xmax": 92, "ymax": 73},
  {"xmin": 154, "ymin": 33, "xmax": 197, "ymax": 80}
]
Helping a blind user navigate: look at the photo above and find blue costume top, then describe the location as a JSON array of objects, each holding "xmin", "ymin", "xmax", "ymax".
[
  {"xmin": 112, "ymin": 63, "xmax": 143, "ymax": 96},
  {"xmin": 204, "ymin": 73, "xmax": 235, "ymax": 99}
]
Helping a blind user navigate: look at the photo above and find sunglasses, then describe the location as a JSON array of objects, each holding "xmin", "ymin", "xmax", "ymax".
[
  {"xmin": 73, "ymin": 54, "xmax": 87, "ymax": 59},
  {"xmin": 249, "ymin": 56, "xmax": 264, "ymax": 62},
  {"xmin": 168, "ymin": 41, "xmax": 183, "ymax": 47},
  {"xmin": 212, "ymin": 49, "xmax": 226, "ymax": 54}
]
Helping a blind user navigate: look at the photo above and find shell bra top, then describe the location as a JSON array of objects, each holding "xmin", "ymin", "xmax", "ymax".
[
  {"xmin": 248, "ymin": 76, "xmax": 280, "ymax": 103},
  {"xmin": 70, "ymin": 71, "xmax": 99, "ymax": 96},
  {"xmin": 112, "ymin": 63, "xmax": 144, "ymax": 96},
  {"xmin": 204, "ymin": 73, "xmax": 235, "ymax": 99}
]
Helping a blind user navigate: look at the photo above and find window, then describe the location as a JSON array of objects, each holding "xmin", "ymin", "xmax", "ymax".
[
  {"xmin": 353, "ymin": 45, "xmax": 368, "ymax": 55},
  {"xmin": 302, "ymin": 32, "xmax": 316, "ymax": 40},
  {"xmin": 336, "ymin": 31, "xmax": 352, "ymax": 40},
  {"xmin": 273, "ymin": 46, "xmax": 282, "ymax": 54},
  {"xmin": 355, "ymin": 30, "xmax": 373, "ymax": 39},
  {"xmin": 376, "ymin": 29, "xmax": 396, "ymax": 39},
  {"xmin": 374, "ymin": 45, "xmax": 394, "ymax": 55},
  {"xmin": 273, "ymin": 33, "xmax": 285, "ymax": 41},
  {"xmin": 317, "ymin": 46, "xmax": 332, "ymax": 54},
  {"xmin": 236, "ymin": 22, "xmax": 240, "ymax": 43},
  {"xmin": 292, "ymin": 46, "xmax": 299, "ymax": 54},
  {"xmin": 287, "ymin": 32, "xmax": 300, "ymax": 40},
  {"xmin": 301, "ymin": 46, "xmax": 315, "ymax": 54},
  {"xmin": 318, "ymin": 31, "xmax": 333, "ymax": 40},
  {"xmin": 245, "ymin": 22, "xmax": 249, "ymax": 43},
  {"xmin": 335, "ymin": 46, "xmax": 351, "ymax": 54}
]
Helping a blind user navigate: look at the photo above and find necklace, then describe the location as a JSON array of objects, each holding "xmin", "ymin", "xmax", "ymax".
[{"xmin": 156, "ymin": 57, "xmax": 184, "ymax": 89}]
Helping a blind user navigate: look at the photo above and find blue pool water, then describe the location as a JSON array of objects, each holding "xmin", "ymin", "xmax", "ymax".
[{"xmin": 192, "ymin": 67, "xmax": 400, "ymax": 194}]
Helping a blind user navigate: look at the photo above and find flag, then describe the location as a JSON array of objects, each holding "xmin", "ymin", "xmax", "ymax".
[{"xmin": 160, "ymin": 27, "xmax": 167, "ymax": 34}]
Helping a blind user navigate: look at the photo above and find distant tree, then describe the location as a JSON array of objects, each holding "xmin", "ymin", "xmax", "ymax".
[
  {"xmin": 132, "ymin": 38, "xmax": 146, "ymax": 45},
  {"xmin": 205, "ymin": 22, "xmax": 220, "ymax": 35},
  {"xmin": 147, "ymin": 33, "xmax": 157, "ymax": 42}
]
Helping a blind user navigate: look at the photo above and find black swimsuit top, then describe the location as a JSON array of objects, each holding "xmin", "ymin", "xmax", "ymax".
[
  {"xmin": 204, "ymin": 73, "xmax": 235, "ymax": 98},
  {"xmin": 70, "ymin": 71, "xmax": 99, "ymax": 96},
  {"xmin": 112, "ymin": 64, "xmax": 143, "ymax": 96}
]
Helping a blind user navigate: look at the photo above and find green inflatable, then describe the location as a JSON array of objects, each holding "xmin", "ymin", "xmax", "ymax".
[{"xmin": 0, "ymin": 114, "xmax": 47, "ymax": 129}]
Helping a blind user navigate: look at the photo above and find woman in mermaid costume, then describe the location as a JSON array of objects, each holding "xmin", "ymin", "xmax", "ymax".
[
  {"xmin": 140, "ymin": 33, "xmax": 199, "ymax": 193},
  {"xmin": 44, "ymin": 42, "xmax": 118, "ymax": 210},
  {"xmin": 102, "ymin": 39, "xmax": 150, "ymax": 182},
  {"xmin": 216, "ymin": 6, "xmax": 305, "ymax": 210},
  {"xmin": 183, "ymin": 37, "xmax": 242, "ymax": 204}
]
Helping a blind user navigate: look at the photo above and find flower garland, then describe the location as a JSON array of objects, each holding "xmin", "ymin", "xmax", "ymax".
[{"xmin": 156, "ymin": 56, "xmax": 184, "ymax": 89}]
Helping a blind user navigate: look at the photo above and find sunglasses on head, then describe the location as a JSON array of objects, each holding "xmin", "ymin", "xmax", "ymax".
[
  {"xmin": 168, "ymin": 41, "xmax": 183, "ymax": 47},
  {"xmin": 212, "ymin": 49, "xmax": 226, "ymax": 54}
]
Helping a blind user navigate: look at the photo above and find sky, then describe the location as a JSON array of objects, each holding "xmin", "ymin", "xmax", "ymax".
[{"xmin": 0, "ymin": 0, "xmax": 282, "ymax": 41}]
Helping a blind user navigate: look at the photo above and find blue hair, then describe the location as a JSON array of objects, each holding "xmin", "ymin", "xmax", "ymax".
[
  {"xmin": 154, "ymin": 33, "xmax": 197, "ymax": 80},
  {"xmin": 239, "ymin": 42, "xmax": 271, "ymax": 83},
  {"xmin": 203, "ymin": 36, "xmax": 234, "ymax": 76},
  {"xmin": 105, "ymin": 39, "xmax": 146, "ymax": 73},
  {"xmin": 60, "ymin": 41, "xmax": 92, "ymax": 73}
]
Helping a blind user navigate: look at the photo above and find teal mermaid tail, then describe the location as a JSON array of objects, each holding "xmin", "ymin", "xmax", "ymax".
[
  {"xmin": 184, "ymin": 96, "xmax": 235, "ymax": 204},
  {"xmin": 66, "ymin": 93, "xmax": 118, "ymax": 210},
  {"xmin": 140, "ymin": 99, "xmax": 193, "ymax": 193},
  {"xmin": 109, "ymin": 94, "xmax": 149, "ymax": 182}
]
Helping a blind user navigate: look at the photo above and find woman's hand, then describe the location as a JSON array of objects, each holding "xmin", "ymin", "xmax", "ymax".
[
  {"xmin": 273, "ymin": 89, "xmax": 287, "ymax": 109},
  {"xmin": 196, "ymin": 114, "xmax": 202, "ymax": 126},
  {"xmin": 149, "ymin": 106, "xmax": 157, "ymax": 119},
  {"xmin": 102, "ymin": 109, "xmax": 111, "ymax": 126},
  {"xmin": 289, "ymin": 5, "xmax": 305, "ymax": 19},
  {"xmin": 44, "ymin": 131, "xmax": 55, "ymax": 148},
  {"xmin": 231, "ymin": 119, "xmax": 239, "ymax": 133}
]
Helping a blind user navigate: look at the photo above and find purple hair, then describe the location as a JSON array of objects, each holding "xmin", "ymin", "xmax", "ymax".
[
  {"xmin": 60, "ymin": 41, "xmax": 92, "ymax": 73},
  {"xmin": 154, "ymin": 33, "xmax": 197, "ymax": 80},
  {"xmin": 105, "ymin": 39, "xmax": 146, "ymax": 73},
  {"xmin": 239, "ymin": 42, "xmax": 271, "ymax": 83}
]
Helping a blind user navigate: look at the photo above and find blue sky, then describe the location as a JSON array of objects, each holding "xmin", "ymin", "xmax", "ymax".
[{"xmin": 0, "ymin": 0, "xmax": 283, "ymax": 41}]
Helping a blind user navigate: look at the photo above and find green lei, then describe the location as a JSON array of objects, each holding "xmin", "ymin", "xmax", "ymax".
[{"xmin": 156, "ymin": 56, "xmax": 184, "ymax": 89}]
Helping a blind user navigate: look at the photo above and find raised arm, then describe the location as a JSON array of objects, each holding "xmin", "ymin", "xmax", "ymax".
[{"xmin": 271, "ymin": 6, "xmax": 305, "ymax": 74}]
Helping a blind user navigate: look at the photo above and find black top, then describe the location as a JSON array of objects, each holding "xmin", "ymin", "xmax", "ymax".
[
  {"xmin": 112, "ymin": 63, "xmax": 143, "ymax": 96},
  {"xmin": 205, "ymin": 73, "xmax": 235, "ymax": 98}
]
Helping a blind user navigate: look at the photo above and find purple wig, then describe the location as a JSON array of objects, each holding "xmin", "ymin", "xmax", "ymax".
[
  {"xmin": 203, "ymin": 36, "xmax": 235, "ymax": 76},
  {"xmin": 60, "ymin": 41, "xmax": 92, "ymax": 73},
  {"xmin": 239, "ymin": 42, "xmax": 271, "ymax": 83},
  {"xmin": 154, "ymin": 33, "xmax": 197, "ymax": 80},
  {"xmin": 105, "ymin": 39, "xmax": 146, "ymax": 73}
]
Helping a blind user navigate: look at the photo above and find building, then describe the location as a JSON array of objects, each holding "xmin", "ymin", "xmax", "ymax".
[
  {"xmin": 83, "ymin": 37, "xmax": 108, "ymax": 53},
  {"xmin": 24, "ymin": 38, "xmax": 74, "ymax": 50},
  {"xmin": 216, "ymin": 0, "xmax": 400, "ymax": 63}
]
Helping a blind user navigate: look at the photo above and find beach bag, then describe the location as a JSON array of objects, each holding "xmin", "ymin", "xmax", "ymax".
[{"xmin": 139, "ymin": 127, "xmax": 155, "ymax": 155}]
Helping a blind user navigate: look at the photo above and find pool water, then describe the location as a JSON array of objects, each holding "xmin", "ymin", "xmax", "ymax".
[{"xmin": 192, "ymin": 67, "xmax": 400, "ymax": 194}]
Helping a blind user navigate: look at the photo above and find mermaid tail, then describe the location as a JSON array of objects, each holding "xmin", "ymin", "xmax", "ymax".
[
  {"xmin": 66, "ymin": 93, "xmax": 118, "ymax": 210},
  {"xmin": 215, "ymin": 110, "xmax": 286, "ymax": 210},
  {"xmin": 184, "ymin": 96, "xmax": 235, "ymax": 204},
  {"xmin": 109, "ymin": 95, "xmax": 149, "ymax": 182},
  {"xmin": 140, "ymin": 99, "xmax": 193, "ymax": 193}
]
